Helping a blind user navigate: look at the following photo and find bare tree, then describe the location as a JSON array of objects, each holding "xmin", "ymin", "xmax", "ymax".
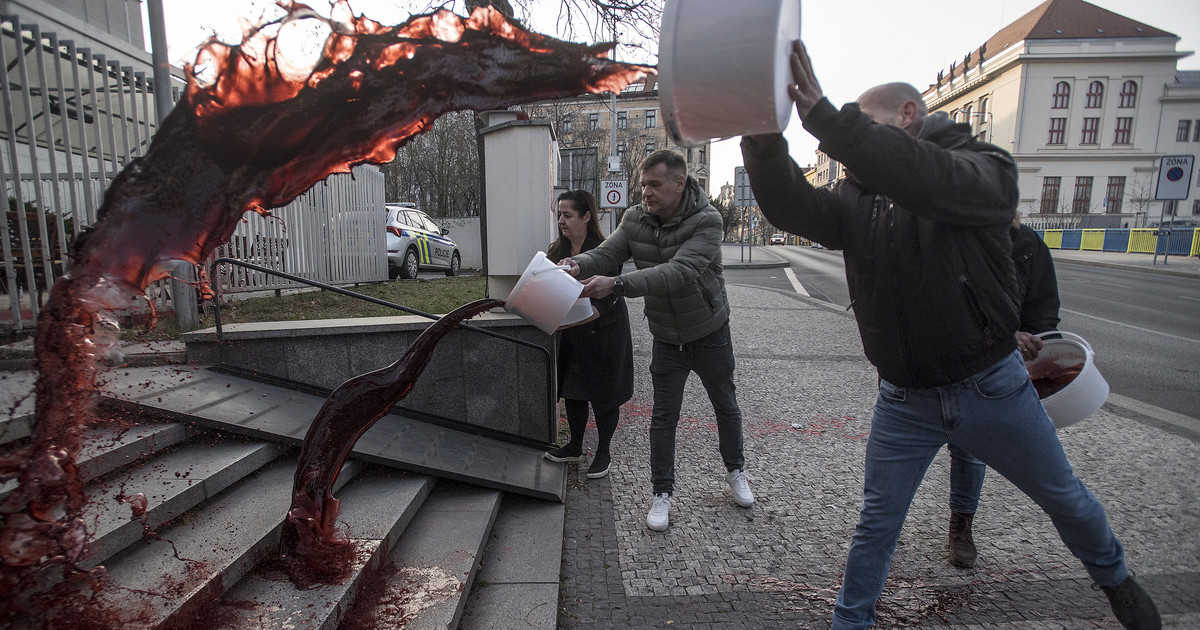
[
  {"xmin": 1126, "ymin": 174, "xmax": 1155, "ymax": 227},
  {"xmin": 710, "ymin": 197, "xmax": 741, "ymax": 242},
  {"xmin": 383, "ymin": 111, "xmax": 480, "ymax": 217}
]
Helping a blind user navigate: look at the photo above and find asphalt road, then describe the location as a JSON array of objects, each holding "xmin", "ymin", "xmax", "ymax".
[{"xmin": 736, "ymin": 244, "xmax": 1200, "ymax": 419}]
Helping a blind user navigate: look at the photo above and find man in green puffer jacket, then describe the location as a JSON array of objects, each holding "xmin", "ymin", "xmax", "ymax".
[{"xmin": 562, "ymin": 150, "xmax": 754, "ymax": 532}]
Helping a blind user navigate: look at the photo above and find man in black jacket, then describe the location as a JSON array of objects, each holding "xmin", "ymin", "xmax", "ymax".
[{"xmin": 740, "ymin": 41, "xmax": 1159, "ymax": 630}]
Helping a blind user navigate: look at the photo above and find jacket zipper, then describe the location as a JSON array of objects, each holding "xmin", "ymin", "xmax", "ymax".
[{"xmin": 883, "ymin": 198, "xmax": 916, "ymax": 375}]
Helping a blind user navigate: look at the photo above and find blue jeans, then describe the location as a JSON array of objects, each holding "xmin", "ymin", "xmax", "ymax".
[
  {"xmin": 832, "ymin": 350, "xmax": 1127, "ymax": 629},
  {"xmin": 948, "ymin": 444, "xmax": 985, "ymax": 514},
  {"xmin": 649, "ymin": 321, "xmax": 745, "ymax": 495}
]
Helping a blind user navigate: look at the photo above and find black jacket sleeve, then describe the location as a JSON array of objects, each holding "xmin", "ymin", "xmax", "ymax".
[
  {"xmin": 740, "ymin": 117, "xmax": 849, "ymax": 249},
  {"xmin": 1012, "ymin": 225, "xmax": 1061, "ymax": 334}
]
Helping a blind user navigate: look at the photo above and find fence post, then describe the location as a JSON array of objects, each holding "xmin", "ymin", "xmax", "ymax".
[{"xmin": 147, "ymin": 0, "xmax": 196, "ymax": 328}]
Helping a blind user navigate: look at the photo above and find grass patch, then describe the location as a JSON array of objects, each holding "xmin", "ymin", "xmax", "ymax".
[{"xmin": 123, "ymin": 275, "xmax": 487, "ymax": 342}]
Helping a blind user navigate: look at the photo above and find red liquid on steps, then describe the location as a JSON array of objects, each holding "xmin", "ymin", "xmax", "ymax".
[
  {"xmin": 1, "ymin": 1, "xmax": 646, "ymax": 621},
  {"xmin": 280, "ymin": 297, "xmax": 504, "ymax": 586}
]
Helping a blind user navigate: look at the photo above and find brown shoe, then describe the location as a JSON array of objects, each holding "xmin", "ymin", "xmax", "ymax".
[{"xmin": 949, "ymin": 511, "xmax": 977, "ymax": 568}]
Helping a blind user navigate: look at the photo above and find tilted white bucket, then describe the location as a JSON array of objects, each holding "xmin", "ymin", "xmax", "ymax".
[
  {"xmin": 658, "ymin": 0, "xmax": 801, "ymax": 147},
  {"xmin": 1024, "ymin": 331, "xmax": 1110, "ymax": 429},
  {"xmin": 505, "ymin": 251, "xmax": 592, "ymax": 334}
]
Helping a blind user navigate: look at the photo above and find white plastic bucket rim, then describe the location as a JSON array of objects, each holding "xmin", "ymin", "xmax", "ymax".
[
  {"xmin": 1024, "ymin": 331, "xmax": 1109, "ymax": 429},
  {"xmin": 505, "ymin": 251, "xmax": 587, "ymax": 334},
  {"xmin": 658, "ymin": 0, "xmax": 801, "ymax": 147}
]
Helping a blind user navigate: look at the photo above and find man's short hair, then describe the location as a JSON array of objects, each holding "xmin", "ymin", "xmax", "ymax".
[{"xmin": 639, "ymin": 149, "xmax": 688, "ymax": 178}]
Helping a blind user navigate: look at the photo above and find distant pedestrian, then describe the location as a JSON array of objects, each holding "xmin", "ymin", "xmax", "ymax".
[
  {"xmin": 945, "ymin": 217, "xmax": 1063, "ymax": 569},
  {"xmin": 561, "ymin": 150, "xmax": 754, "ymax": 532},
  {"xmin": 741, "ymin": 40, "xmax": 1160, "ymax": 630},
  {"xmin": 542, "ymin": 190, "xmax": 634, "ymax": 480}
]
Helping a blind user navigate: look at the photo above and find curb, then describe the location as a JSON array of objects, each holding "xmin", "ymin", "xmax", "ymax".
[{"xmin": 1051, "ymin": 256, "xmax": 1200, "ymax": 279}]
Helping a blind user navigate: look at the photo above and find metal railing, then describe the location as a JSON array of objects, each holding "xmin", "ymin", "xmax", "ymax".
[{"xmin": 209, "ymin": 257, "xmax": 557, "ymax": 445}]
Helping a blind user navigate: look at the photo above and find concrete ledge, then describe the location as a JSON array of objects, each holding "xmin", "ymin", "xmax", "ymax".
[{"xmin": 182, "ymin": 313, "xmax": 559, "ymax": 444}]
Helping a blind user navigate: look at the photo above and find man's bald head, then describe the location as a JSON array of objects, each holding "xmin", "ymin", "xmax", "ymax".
[{"xmin": 857, "ymin": 83, "xmax": 928, "ymax": 137}]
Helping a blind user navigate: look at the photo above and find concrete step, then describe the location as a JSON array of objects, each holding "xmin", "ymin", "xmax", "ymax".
[
  {"xmin": 458, "ymin": 494, "xmax": 565, "ymax": 630},
  {"xmin": 0, "ymin": 419, "xmax": 193, "ymax": 504},
  {"xmin": 339, "ymin": 483, "xmax": 502, "ymax": 629},
  {"xmin": 98, "ymin": 365, "xmax": 568, "ymax": 502},
  {"xmin": 0, "ymin": 412, "xmax": 31, "ymax": 447},
  {"xmin": 0, "ymin": 371, "xmax": 37, "ymax": 429},
  {"xmin": 95, "ymin": 453, "xmax": 365, "ymax": 628},
  {"xmin": 213, "ymin": 468, "xmax": 436, "ymax": 630},
  {"xmin": 80, "ymin": 436, "xmax": 285, "ymax": 570}
]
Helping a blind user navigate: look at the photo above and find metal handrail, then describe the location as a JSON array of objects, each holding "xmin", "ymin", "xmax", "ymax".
[{"xmin": 208, "ymin": 257, "xmax": 556, "ymax": 444}]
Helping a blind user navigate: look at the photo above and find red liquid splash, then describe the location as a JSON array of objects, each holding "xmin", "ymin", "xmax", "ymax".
[
  {"xmin": 1, "ymin": 0, "xmax": 647, "ymax": 619},
  {"xmin": 1032, "ymin": 365, "xmax": 1083, "ymax": 399},
  {"xmin": 281, "ymin": 297, "xmax": 503, "ymax": 586}
]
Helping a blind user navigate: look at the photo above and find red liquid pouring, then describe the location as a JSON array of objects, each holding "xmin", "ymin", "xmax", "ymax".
[
  {"xmin": 1, "ymin": 1, "xmax": 647, "ymax": 618},
  {"xmin": 281, "ymin": 297, "xmax": 504, "ymax": 586}
]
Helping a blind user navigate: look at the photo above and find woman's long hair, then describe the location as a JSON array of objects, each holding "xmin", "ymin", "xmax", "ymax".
[{"xmin": 547, "ymin": 189, "xmax": 605, "ymax": 261}]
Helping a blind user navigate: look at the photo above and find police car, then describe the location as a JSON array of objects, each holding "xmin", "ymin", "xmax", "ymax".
[{"xmin": 385, "ymin": 204, "xmax": 461, "ymax": 279}]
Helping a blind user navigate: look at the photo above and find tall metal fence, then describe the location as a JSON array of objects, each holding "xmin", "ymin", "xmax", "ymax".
[{"xmin": 1, "ymin": 14, "xmax": 385, "ymax": 330}]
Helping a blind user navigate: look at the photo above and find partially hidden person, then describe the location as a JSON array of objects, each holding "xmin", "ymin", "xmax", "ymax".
[
  {"xmin": 946, "ymin": 216, "xmax": 1064, "ymax": 569},
  {"xmin": 543, "ymin": 190, "xmax": 634, "ymax": 480},
  {"xmin": 561, "ymin": 150, "xmax": 754, "ymax": 532},
  {"xmin": 740, "ymin": 40, "xmax": 1160, "ymax": 630}
]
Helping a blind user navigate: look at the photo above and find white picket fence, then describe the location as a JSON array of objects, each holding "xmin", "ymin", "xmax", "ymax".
[{"xmin": 212, "ymin": 167, "xmax": 387, "ymax": 295}]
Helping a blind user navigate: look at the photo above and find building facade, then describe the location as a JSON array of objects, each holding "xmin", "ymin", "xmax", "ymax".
[
  {"xmin": 922, "ymin": 0, "xmax": 1197, "ymax": 228},
  {"xmin": 521, "ymin": 74, "xmax": 713, "ymax": 212}
]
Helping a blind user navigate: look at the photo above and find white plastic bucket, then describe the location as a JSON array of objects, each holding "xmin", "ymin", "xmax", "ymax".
[
  {"xmin": 658, "ymin": 0, "xmax": 801, "ymax": 147},
  {"xmin": 505, "ymin": 252, "xmax": 592, "ymax": 334},
  {"xmin": 1024, "ymin": 331, "xmax": 1109, "ymax": 429}
]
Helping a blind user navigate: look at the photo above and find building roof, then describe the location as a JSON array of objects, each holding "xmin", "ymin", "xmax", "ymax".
[
  {"xmin": 1174, "ymin": 70, "xmax": 1200, "ymax": 86},
  {"xmin": 931, "ymin": 0, "xmax": 1177, "ymax": 90}
]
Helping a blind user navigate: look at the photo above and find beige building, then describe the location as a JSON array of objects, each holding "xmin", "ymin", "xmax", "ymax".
[
  {"xmin": 521, "ymin": 74, "xmax": 713, "ymax": 210},
  {"xmin": 809, "ymin": 0, "xmax": 1198, "ymax": 229},
  {"xmin": 923, "ymin": 0, "xmax": 1197, "ymax": 228}
]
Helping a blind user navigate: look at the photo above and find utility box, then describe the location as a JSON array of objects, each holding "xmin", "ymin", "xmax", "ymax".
[{"xmin": 480, "ymin": 112, "xmax": 558, "ymax": 299}]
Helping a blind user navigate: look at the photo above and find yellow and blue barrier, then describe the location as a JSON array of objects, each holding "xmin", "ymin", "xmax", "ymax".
[{"xmin": 1036, "ymin": 228, "xmax": 1200, "ymax": 257}]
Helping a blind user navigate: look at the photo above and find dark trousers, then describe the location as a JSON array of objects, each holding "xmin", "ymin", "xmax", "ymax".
[{"xmin": 648, "ymin": 321, "xmax": 745, "ymax": 495}]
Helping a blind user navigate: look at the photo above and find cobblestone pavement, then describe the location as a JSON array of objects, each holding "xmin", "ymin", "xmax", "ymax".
[{"xmin": 556, "ymin": 280, "xmax": 1200, "ymax": 629}]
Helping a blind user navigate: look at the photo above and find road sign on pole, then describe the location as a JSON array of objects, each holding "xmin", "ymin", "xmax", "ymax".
[
  {"xmin": 734, "ymin": 166, "xmax": 757, "ymax": 207},
  {"xmin": 1155, "ymin": 155, "xmax": 1195, "ymax": 200},
  {"xmin": 600, "ymin": 180, "xmax": 628, "ymax": 208}
]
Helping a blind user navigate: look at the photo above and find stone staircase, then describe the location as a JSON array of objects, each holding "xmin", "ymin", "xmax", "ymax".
[{"xmin": 0, "ymin": 364, "xmax": 566, "ymax": 629}]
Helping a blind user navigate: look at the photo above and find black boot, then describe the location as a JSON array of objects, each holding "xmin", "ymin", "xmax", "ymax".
[
  {"xmin": 948, "ymin": 511, "xmax": 977, "ymax": 568},
  {"xmin": 1099, "ymin": 576, "xmax": 1161, "ymax": 629},
  {"xmin": 587, "ymin": 451, "xmax": 610, "ymax": 479}
]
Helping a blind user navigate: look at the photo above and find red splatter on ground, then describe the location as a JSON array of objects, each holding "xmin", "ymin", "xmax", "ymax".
[{"xmin": 0, "ymin": 1, "xmax": 648, "ymax": 624}]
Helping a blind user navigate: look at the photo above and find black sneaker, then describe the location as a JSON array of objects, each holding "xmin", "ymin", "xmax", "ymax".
[
  {"xmin": 544, "ymin": 444, "xmax": 583, "ymax": 462},
  {"xmin": 587, "ymin": 452, "xmax": 610, "ymax": 479},
  {"xmin": 1098, "ymin": 576, "xmax": 1161, "ymax": 629}
]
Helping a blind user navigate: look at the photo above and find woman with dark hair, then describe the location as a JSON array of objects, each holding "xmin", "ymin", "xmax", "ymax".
[{"xmin": 543, "ymin": 190, "xmax": 634, "ymax": 479}]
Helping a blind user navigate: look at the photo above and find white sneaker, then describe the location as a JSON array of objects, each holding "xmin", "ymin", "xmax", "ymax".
[
  {"xmin": 726, "ymin": 469, "xmax": 754, "ymax": 507},
  {"xmin": 646, "ymin": 493, "xmax": 671, "ymax": 531}
]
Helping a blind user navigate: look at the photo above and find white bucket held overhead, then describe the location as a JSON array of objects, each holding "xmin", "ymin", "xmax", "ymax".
[
  {"xmin": 505, "ymin": 251, "xmax": 593, "ymax": 334},
  {"xmin": 1024, "ymin": 331, "xmax": 1110, "ymax": 430},
  {"xmin": 658, "ymin": 0, "xmax": 801, "ymax": 147}
]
